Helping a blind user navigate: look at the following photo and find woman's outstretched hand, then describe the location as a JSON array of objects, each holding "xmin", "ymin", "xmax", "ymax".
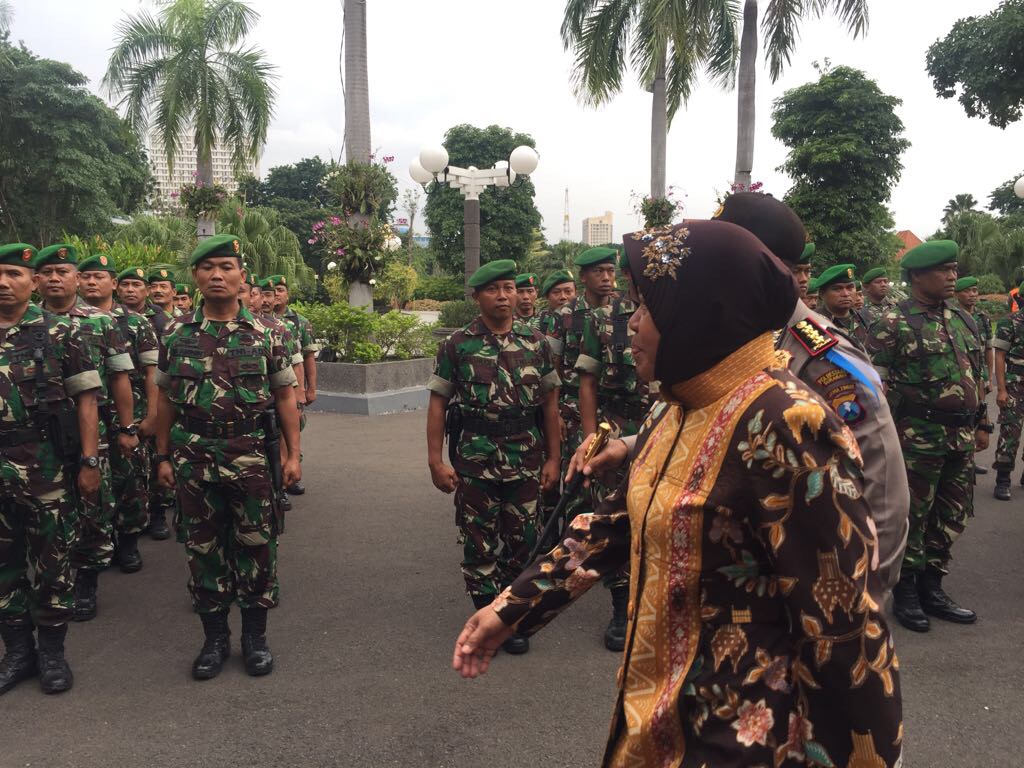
[{"xmin": 452, "ymin": 605, "xmax": 514, "ymax": 679}]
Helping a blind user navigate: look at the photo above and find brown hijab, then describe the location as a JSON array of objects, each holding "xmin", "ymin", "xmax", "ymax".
[{"xmin": 623, "ymin": 219, "xmax": 798, "ymax": 386}]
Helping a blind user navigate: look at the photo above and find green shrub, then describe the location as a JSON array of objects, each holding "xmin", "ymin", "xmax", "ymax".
[
  {"xmin": 406, "ymin": 298, "xmax": 442, "ymax": 311},
  {"xmin": 438, "ymin": 299, "xmax": 478, "ymax": 328},
  {"xmin": 977, "ymin": 273, "xmax": 1006, "ymax": 295},
  {"xmin": 352, "ymin": 342, "xmax": 383, "ymax": 363},
  {"xmin": 413, "ymin": 275, "xmax": 464, "ymax": 302},
  {"xmin": 296, "ymin": 301, "xmax": 438, "ymax": 362}
]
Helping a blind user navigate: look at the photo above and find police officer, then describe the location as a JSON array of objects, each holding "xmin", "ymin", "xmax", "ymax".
[
  {"xmin": 514, "ymin": 272, "xmax": 539, "ymax": 327},
  {"xmin": 0, "ymin": 242, "xmax": 102, "ymax": 695},
  {"xmin": 816, "ymin": 264, "xmax": 872, "ymax": 350},
  {"xmin": 991, "ymin": 280, "xmax": 1024, "ymax": 499},
  {"xmin": 868, "ymin": 240, "xmax": 988, "ymax": 632},
  {"xmin": 154, "ymin": 235, "xmax": 300, "ymax": 680},
  {"xmin": 426, "ymin": 259, "xmax": 561, "ymax": 656}
]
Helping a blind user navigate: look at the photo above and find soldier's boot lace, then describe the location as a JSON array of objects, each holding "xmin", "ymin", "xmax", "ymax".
[
  {"xmin": 192, "ymin": 610, "xmax": 230, "ymax": 681},
  {"xmin": 604, "ymin": 585, "xmax": 629, "ymax": 652},
  {"xmin": 148, "ymin": 507, "xmax": 171, "ymax": 541},
  {"xmin": 73, "ymin": 569, "xmax": 99, "ymax": 622},
  {"xmin": 0, "ymin": 617, "xmax": 38, "ymax": 695},
  {"xmin": 918, "ymin": 566, "xmax": 976, "ymax": 624},
  {"xmin": 994, "ymin": 471, "xmax": 1012, "ymax": 501},
  {"xmin": 891, "ymin": 571, "xmax": 929, "ymax": 633},
  {"xmin": 116, "ymin": 533, "xmax": 143, "ymax": 574},
  {"xmin": 36, "ymin": 624, "xmax": 73, "ymax": 694},
  {"xmin": 240, "ymin": 607, "xmax": 274, "ymax": 677}
]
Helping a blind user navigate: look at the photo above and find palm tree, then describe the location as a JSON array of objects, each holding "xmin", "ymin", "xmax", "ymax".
[
  {"xmin": 103, "ymin": 0, "xmax": 277, "ymax": 238},
  {"xmin": 562, "ymin": 0, "xmax": 739, "ymax": 199},
  {"xmin": 734, "ymin": 0, "xmax": 869, "ymax": 189},
  {"xmin": 0, "ymin": 1, "xmax": 13, "ymax": 36},
  {"xmin": 943, "ymin": 193, "xmax": 979, "ymax": 223},
  {"xmin": 342, "ymin": 0, "xmax": 371, "ymax": 165}
]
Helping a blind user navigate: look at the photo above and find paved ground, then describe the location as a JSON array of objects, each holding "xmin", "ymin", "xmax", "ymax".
[{"xmin": 5, "ymin": 410, "xmax": 1023, "ymax": 767}]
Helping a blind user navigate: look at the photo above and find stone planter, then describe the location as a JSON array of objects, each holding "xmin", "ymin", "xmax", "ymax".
[{"xmin": 309, "ymin": 358, "xmax": 434, "ymax": 416}]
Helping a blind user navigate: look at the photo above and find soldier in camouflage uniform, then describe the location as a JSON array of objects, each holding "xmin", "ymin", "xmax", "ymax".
[
  {"xmin": 0, "ymin": 242, "xmax": 102, "ymax": 696},
  {"xmin": 154, "ymin": 235, "xmax": 300, "ymax": 681},
  {"xmin": 514, "ymin": 272, "xmax": 539, "ymax": 328},
  {"xmin": 955, "ymin": 276, "xmax": 995, "ymax": 476},
  {"xmin": 173, "ymin": 283, "xmax": 193, "ymax": 313},
  {"xmin": 867, "ymin": 240, "xmax": 989, "ymax": 633},
  {"xmin": 35, "ymin": 245, "xmax": 140, "ymax": 622},
  {"xmin": 79, "ymin": 255, "xmax": 162, "ymax": 566},
  {"xmin": 534, "ymin": 270, "xmax": 576, "ymax": 340},
  {"xmin": 863, "ymin": 267, "xmax": 896, "ymax": 324},
  {"xmin": 148, "ymin": 267, "xmax": 180, "ymax": 318},
  {"xmin": 575, "ymin": 250, "xmax": 651, "ymax": 651},
  {"xmin": 427, "ymin": 260, "xmax": 560, "ymax": 656},
  {"xmin": 817, "ymin": 264, "xmax": 872, "ymax": 349},
  {"xmin": 991, "ymin": 280, "xmax": 1024, "ymax": 499}
]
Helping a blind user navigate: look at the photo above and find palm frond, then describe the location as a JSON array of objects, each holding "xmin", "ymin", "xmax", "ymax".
[
  {"xmin": 102, "ymin": 11, "xmax": 174, "ymax": 96},
  {"xmin": 564, "ymin": 0, "xmax": 636, "ymax": 106},
  {"xmin": 203, "ymin": 0, "xmax": 259, "ymax": 49},
  {"xmin": 705, "ymin": 0, "xmax": 741, "ymax": 88},
  {"xmin": 762, "ymin": 0, "xmax": 803, "ymax": 81}
]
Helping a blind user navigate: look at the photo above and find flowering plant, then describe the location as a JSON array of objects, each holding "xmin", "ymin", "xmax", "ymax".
[
  {"xmin": 180, "ymin": 182, "xmax": 228, "ymax": 218},
  {"xmin": 309, "ymin": 216, "xmax": 392, "ymax": 283},
  {"xmin": 715, "ymin": 180, "xmax": 766, "ymax": 205},
  {"xmin": 631, "ymin": 186, "xmax": 686, "ymax": 228}
]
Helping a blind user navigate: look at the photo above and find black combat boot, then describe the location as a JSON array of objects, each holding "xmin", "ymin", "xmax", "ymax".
[
  {"xmin": 36, "ymin": 624, "xmax": 73, "ymax": 694},
  {"xmin": 974, "ymin": 464, "xmax": 988, "ymax": 475},
  {"xmin": 994, "ymin": 470, "xmax": 1012, "ymax": 501},
  {"xmin": 191, "ymin": 610, "xmax": 230, "ymax": 680},
  {"xmin": 148, "ymin": 507, "xmax": 171, "ymax": 541},
  {"xmin": 73, "ymin": 569, "xmax": 99, "ymax": 622},
  {"xmin": 604, "ymin": 585, "xmax": 629, "ymax": 652},
  {"xmin": 891, "ymin": 571, "xmax": 929, "ymax": 632},
  {"xmin": 240, "ymin": 607, "xmax": 274, "ymax": 676},
  {"xmin": 285, "ymin": 481, "xmax": 305, "ymax": 496},
  {"xmin": 0, "ymin": 617, "xmax": 38, "ymax": 695},
  {"xmin": 278, "ymin": 492, "xmax": 292, "ymax": 512},
  {"xmin": 918, "ymin": 566, "xmax": 977, "ymax": 624},
  {"xmin": 116, "ymin": 533, "xmax": 143, "ymax": 573}
]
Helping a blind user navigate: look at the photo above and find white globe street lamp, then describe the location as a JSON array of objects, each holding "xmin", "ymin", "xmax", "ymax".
[
  {"xmin": 409, "ymin": 158, "xmax": 433, "ymax": 185},
  {"xmin": 1015, "ymin": 176, "xmax": 1024, "ymax": 199}
]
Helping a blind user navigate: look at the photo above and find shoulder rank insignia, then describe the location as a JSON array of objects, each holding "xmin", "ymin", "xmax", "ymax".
[{"xmin": 789, "ymin": 317, "xmax": 839, "ymax": 357}]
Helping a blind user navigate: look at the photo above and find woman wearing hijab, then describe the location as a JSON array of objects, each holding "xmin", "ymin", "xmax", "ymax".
[{"xmin": 452, "ymin": 220, "xmax": 902, "ymax": 768}]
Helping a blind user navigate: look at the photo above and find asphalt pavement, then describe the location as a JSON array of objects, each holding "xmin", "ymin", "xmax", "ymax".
[{"xmin": 4, "ymin": 410, "xmax": 1023, "ymax": 767}]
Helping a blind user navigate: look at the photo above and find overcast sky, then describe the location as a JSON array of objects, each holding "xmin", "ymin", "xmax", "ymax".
[{"xmin": 11, "ymin": 0, "xmax": 1024, "ymax": 247}]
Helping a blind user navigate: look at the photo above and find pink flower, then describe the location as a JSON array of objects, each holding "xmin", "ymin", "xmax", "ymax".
[
  {"xmin": 785, "ymin": 711, "xmax": 813, "ymax": 760},
  {"xmin": 312, "ymin": 221, "xmax": 324, "ymax": 232},
  {"xmin": 732, "ymin": 699, "xmax": 774, "ymax": 747},
  {"xmin": 330, "ymin": 216, "xmax": 342, "ymax": 226},
  {"xmin": 335, "ymin": 248, "xmax": 344, "ymax": 255},
  {"xmin": 307, "ymin": 238, "xmax": 316, "ymax": 245}
]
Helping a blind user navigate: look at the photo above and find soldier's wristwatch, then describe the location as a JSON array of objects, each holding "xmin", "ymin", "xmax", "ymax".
[
  {"xmin": 79, "ymin": 456, "xmax": 100, "ymax": 469},
  {"xmin": 152, "ymin": 454, "xmax": 171, "ymax": 465},
  {"xmin": 118, "ymin": 424, "xmax": 140, "ymax": 436}
]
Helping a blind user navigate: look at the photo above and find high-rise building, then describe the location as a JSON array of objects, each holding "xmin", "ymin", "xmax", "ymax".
[
  {"xmin": 582, "ymin": 211, "xmax": 613, "ymax": 246},
  {"xmin": 146, "ymin": 132, "xmax": 259, "ymax": 203}
]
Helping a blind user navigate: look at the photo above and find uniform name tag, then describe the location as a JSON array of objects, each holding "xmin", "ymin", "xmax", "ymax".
[
  {"xmin": 789, "ymin": 318, "xmax": 839, "ymax": 357},
  {"xmin": 235, "ymin": 358, "xmax": 263, "ymax": 374}
]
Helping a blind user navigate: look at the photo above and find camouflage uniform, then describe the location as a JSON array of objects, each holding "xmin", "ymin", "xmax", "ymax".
[
  {"xmin": 109, "ymin": 303, "xmax": 160, "ymax": 535},
  {"xmin": 155, "ymin": 306, "xmax": 296, "ymax": 613},
  {"xmin": 0, "ymin": 304, "xmax": 101, "ymax": 627},
  {"xmin": 820, "ymin": 305, "xmax": 872, "ymax": 350},
  {"xmin": 864, "ymin": 296, "xmax": 897, "ymax": 325},
  {"xmin": 868, "ymin": 299, "xmax": 984, "ymax": 573},
  {"xmin": 279, "ymin": 307, "xmax": 320, "ymax": 432},
  {"xmin": 992, "ymin": 311, "xmax": 1024, "ymax": 472},
  {"xmin": 144, "ymin": 302, "xmax": 177, "ymax": 517},
  {"xmin": 427, "ymin": 317, "xmax": 559, "ymax": 597},
  {"xmin": 56, "ymin": 299, "xmax": 133, "ymax": 572},
  {"xmin": 973, "ymin": 308, "xmax": 993, "ymax": 387}
]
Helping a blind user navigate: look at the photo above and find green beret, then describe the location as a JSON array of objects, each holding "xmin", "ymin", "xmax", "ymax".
[
  {"xmin": 854, "ymin": 281, "xmax": 862, "ymax": 290},
  {"xmin": 468, "ymin": 259, "xmax": 517, "ymax": 289},
  {"xmin": 541, "ymin": 270, "xmax": 574, "ymax": 296},
  {"xmin": 0, "ymin": 243, "xmax": 37, "ymax": 268},
  {"xmin": 806, "ymin": 278, "xmax": 820, "ymax": 295},
  {"xmin": 798, "ymin": 243, "xmax": 815, "ymax": 264},
  {"xmin": 78, "ymin": 253, "xmax": 117, "ymax": 274},
  {"xmin": 258, "ymin": 278, "xmax": 273, "ymax": 290},
  {"xmin": 116, "ymin": 266, "xmax": 149, "ymax": 283},
  {"xmin": 816, "ymin": 264, "xmax": 857, "ymax": 291},
  {"xmin": 901, "ymin": 239, "xmax": 958, "ymax": 271},
  {"xmin": 34, "ymin": 243, "xmax": 77, "ymax": 269},
  {"xmin": 175, "ymin": 283, "xmax": 190, "ymax": 296},
  {"xmin": 955, "ymin": 276, "xmax": 979, "ymax": 292},
  {"xmin": 244, "ymin": 272, "xmax": 259, "ymax": 287},
  {"xmin": 148, "ymin": 266, "xmax": 175, "ymax": 284},
  {"xmin": 264, "ymin": 274, "xmax": 287, "ymax": 288},
  {"xmin": 862, "ymin": 267, "xmax": 887, "ymax": 284},
  {"xmin": 515, "ymin": 273, "xmax": 538, "ymax": 289},
  {"xmin": 574, "ymin": 247, "xmax": 617, "ymax": 268},
  {"xmin": 189, "ymin": 234, "xmax": 242, "ymax": 266}
]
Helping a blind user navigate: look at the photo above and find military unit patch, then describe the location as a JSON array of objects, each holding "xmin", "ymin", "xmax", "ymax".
[{"xmin": 789, "ymin": 317, "xmax": 839, "ymax": 357}]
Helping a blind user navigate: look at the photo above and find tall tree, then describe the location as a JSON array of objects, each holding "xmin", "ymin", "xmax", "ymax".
[
  {"xmin": 0, "ymin": 41, "xmax": 151, "ymax": 243},
  {"xmin": 402, "ymin": 187, "xmax": 421, "ymax": 259},
  {"xmin": 942, "ymin": 193, "xmax": 979, "ymax": 223},
  {"xmin": 926, "ymin": 0, "xmax": 1024, "ymax": 129},
  {"xmin": 342, "ymin": 0, "xmax": 371, "ymax": 164},
  {"xmin": 561, "ymin": 0, "xmax": 739, "ymax": 199},
  {"xmin": 772, "ymin": 66, "xmax": 909, "ymax": 272},
  {"xmin": 103, "ymin": 0, "xmax": 277, "ymax": 237},
  {"xmin": 423, "ymin": 124, "xmax": 542, "ymax": 275},
  {"xmin": 733, "ymin": 0, "xmax": 869, "ymax": 188}
]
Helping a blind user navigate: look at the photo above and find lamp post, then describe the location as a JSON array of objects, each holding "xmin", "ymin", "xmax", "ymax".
[
  {"xmin": 1015, "ymin": 176, "xmax": 1024, "ymax": 199},
  {"xmin": 410, "ymin": 144, "xmax": 539, "ymax": 296}
]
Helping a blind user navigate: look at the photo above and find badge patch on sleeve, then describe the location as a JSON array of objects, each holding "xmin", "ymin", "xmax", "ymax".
[
  {"xmin": 789, "ymin": 317, "xmax": 839, "ymax": 357},
  {"xmin": 816, "ymin": 370, "xmax": 867, "ymax": 426}
]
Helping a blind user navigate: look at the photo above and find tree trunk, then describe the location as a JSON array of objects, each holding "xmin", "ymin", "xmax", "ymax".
[
  {"xmin": 650, "ymin": 53, "xmax": 667, "ymax": 200},
  {"xmin": 406, "ymin": 208, "xmax": 417, "ymax": 265},
  {"xmin": 196, "ymin": 143, "xmax": 216, "ymax": 239},
  {"xmin": 342, "ymin": 0, "xmax": 371, "ymax": 165},
  {"xmin": 734, "ymin": 0, "xmax": 758, "ymax": 189},
  {"xmin": 463, "ymin": 198, "xmax": 480, "ymax": 298}
]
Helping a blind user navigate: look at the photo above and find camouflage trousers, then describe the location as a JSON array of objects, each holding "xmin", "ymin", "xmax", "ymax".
[
  {"xmin": 110, "ymin": 441, "xmax": 150, "ymax": 535},
  {"xmin": 901, "ymin": 448, "xmax": 974, "ymax": 573},
  {"xmin": 994, "ymin": 382, "xmax": 1024, "ymax": 471},
  {"xmin": 175, "ymin": 457, "xmax": 279, "ymax": 613},
  {"xmin": 70, "ymin": 447, "xmax": 116, "ymax": 572},
  {"xmin": 0, "ymin": 452, "xmax": 76, "ymax": 627},
  {"xmin": 455, "ymin": 474, "xmax": 540, "ymax": 597}
]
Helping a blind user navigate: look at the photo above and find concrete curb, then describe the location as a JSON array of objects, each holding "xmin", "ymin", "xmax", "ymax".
[{"xmin": 307, "ymin": 386, "xmax": 429, "ymax": 416}]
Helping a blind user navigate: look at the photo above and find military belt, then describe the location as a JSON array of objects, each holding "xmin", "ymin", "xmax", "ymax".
[
  {"xmin": 600, "ymin": 396, "xmax": 647, "ymax": 422},
  {"xmin": 461, "ymin": 411, "xmax": 537, "ymax": 437},
  {"xmin": 899, "ymin": 403, "xmax": 976, "ymax": 428},
  {"xmin": 178, "ymin": 414, "xmax": 261, "ymax": 439},
  {"xmin": 0, "ymin": 427, "xmax": 43, "ymax": 447}
]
